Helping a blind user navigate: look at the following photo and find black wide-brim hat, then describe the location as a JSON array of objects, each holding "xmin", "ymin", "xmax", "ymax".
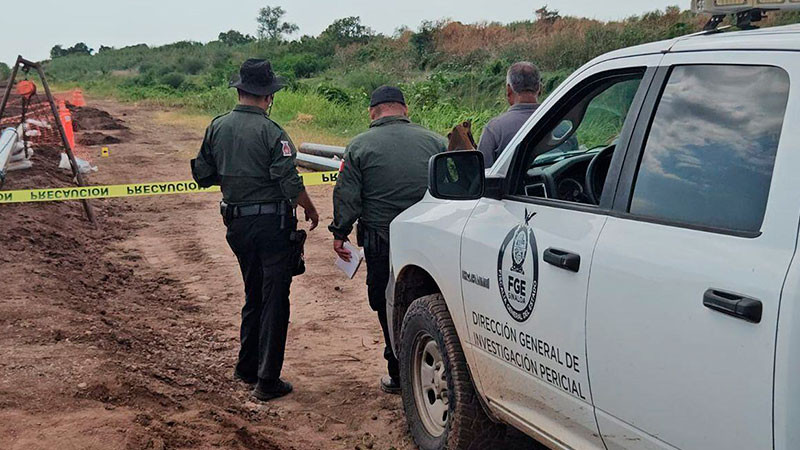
[{"xmin": 230, "ymin": 58, "xmax": 286, "ymax": 97}]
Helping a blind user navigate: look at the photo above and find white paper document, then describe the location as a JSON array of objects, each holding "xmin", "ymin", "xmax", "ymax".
[{"xmin": 335, "ymin": 242, "xmax": 364, "ymax": 279}]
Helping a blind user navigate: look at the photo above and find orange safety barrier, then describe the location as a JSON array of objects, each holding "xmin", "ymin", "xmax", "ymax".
[
  {"xmin": 71, "ymin": 89, "xmax": 86, "ymax": 107},
  {"xmin": 57, "ymin": 100, "xmax": 75, "ymax": 149}
]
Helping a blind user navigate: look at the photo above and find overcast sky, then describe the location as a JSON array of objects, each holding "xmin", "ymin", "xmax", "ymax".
[{"xmin": 1, "ymin": 0, "xmax": 686, "ymax": 66}]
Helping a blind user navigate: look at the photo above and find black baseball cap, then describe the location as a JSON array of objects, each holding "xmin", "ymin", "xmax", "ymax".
[{"xmin": 370, "ymin": 85, "xmax": 406, "ymax": 107}]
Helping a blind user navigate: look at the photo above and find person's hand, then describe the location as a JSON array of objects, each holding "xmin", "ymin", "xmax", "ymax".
[
  {"xmin": 304, "ymin": 206, "xmax": 319, "ymax": 231},
  {"xmin": 334, "ymin": 239, "xmax": 352, "ymax": 262}
]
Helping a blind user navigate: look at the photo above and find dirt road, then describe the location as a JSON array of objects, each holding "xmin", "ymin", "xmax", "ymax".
[{"xmin": 0, "ymin": 99, "xmax": 538, "ymax": 450}]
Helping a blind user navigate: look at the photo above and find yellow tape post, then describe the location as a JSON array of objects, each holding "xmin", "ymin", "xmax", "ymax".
[{"xmin": 0, "ymin": 171, "xmax": 339, "ymax": 204}]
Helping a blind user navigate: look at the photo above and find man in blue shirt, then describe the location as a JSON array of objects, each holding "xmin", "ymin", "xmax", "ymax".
[{"xmin": 478, "ymin": 62, "xmax": 542, "ymax": 167}]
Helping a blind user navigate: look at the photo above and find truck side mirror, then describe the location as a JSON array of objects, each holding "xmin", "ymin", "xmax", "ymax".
[{"xmin": 428, "ymin": 150, "xmax": 485, "ymax": 200}]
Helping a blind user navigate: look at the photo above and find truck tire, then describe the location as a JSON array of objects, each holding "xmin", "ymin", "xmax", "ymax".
[{"xmin": 399, "ymin": 293, "xmax": 505, "ymax": 450}]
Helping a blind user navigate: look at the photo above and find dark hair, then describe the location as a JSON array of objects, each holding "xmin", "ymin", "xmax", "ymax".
[
  {"xmin": 507, "ymin": 62, "xmax": 541, "ymax": 94},
  {"xmin": 237, "ymin": 88, "xmax": 268, "ymax": 101}
]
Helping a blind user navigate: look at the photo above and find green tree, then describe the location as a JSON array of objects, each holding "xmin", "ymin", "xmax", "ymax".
[
  {"xmin": 0, "ymin": 63, "xmax": 10, "ymax": 82},
  {"xmin": 410, "ymin": 21, "xmax": 437, "ymax": 69},
  {"xmin": 67, "ymin": 42, "xmax": 93, "ymax": 55},
  {"xmin": 50, "ymin": 45, "xmax": 66, "ymax": 59},
  {"xmin": 98, "ymin": 45, "xmax": 113, "ymax": 53},
  {"xmin": 256, "ymin": 6, "xmax": 299, "ymax": 41},
  {"xmin": 218, "ymin": 30, "xmax": 255, "ymax": 45},
  {"xmin": 51, "ymin": 42, "xmax": 93, "ymax": 58},
  {"xmin": 321, "ymin": 16, "xmax": 374, "ymax": 46}
]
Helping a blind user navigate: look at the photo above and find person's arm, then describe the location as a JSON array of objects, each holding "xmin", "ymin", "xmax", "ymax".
[
  {"xmin": 268, "ymin": 130, "xmax": 318, "ymax": 229},
  {"xmin": 190, "ymin": 125, "xmax": 220, "ymax": 187},
  {"xmin": 329, "ymin": 146, "xmax": 363, "ymax": 262},
  {"xmin": 477, "ymin": 123, "xmax": 498, "ymax": 168},
  {"xmin": 296, "ymin": 189, "xmax": 319, "ymax": 231}
]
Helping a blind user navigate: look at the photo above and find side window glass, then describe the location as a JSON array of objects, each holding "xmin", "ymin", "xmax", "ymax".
[
  {"xmin": 630, "ymin": 65, "xmax": 789, "ymax": 233},
  {"xmin": 514, "ymin": 73, "xmax": 644, "ymax": 206}
]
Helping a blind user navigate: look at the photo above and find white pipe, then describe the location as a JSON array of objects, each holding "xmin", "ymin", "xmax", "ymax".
[
  {"xmin": 0, "ymin": 127, "xmax": 20, "ymax": 179},
  {"xmin": 299, "ymin": 143, "xmax": 345, "ymax": 158},
  {"xmin": 297, "ymin": 153, "xmax": 340, "ymax": 171}
]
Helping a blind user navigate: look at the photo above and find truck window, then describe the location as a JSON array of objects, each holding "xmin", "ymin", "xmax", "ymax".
[
  {"xmin": 511, "ymin": 70, "xmax": 645, "ymax": 206},
  {"xmin": 629, "ymin": 65, "xmax": 790, "ymax": 234}
]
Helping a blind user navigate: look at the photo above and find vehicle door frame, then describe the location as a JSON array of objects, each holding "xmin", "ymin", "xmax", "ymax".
[
  {"xmin": 502, "ymin": 66, "xmax": 659, "ymax": 211},
  {"xmin": 460, "ymin": 57, "xmax": 663, "ymax": 448},
  {"xmin": 590, "ymin": 50, "xmax": 800, "ymax": 450}
]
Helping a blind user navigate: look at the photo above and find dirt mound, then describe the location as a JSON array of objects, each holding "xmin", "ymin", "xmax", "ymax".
[
  {"xmin": 65, "ymin": 104, "xmax": 130, "ymax": 145},
  {"xmin": 69, "ymin": 105, "xmax": 128, "ymax": 131},
  {"xmin": 78, "ymin": 131, "xmax": 123, "ymax": 146},
  {"xmin": 0, "ymin": 144, "xmax": 288, "ymax": 450}
]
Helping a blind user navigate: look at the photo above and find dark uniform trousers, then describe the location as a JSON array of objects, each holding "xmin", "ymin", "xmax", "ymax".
[
  {"xmin": 363, "ymin": 228, "xmax": 400, "ymax": 381},
  {"xmin": 225, "ymin": 213, "xmax": 296, "ymax": 382}
]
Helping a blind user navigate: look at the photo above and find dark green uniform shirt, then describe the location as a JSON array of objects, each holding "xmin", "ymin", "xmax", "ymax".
[
  {"xmin": 191, "ymin": 104, "xmax": 304, "ymax": 205},
  {"xmin": 329, "ymin": 115, "xmax": 447, "ymax": 241}
]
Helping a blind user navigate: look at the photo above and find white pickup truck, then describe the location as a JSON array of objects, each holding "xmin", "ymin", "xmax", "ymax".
[{"xmin": 386, "ymin": 12, "xmax": 800, "ymax": 450}]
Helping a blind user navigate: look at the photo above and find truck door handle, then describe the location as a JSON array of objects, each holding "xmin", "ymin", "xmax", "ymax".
[
  {"xmin": 703, "ymin": 289, "xmax": 762, "ymax": 324},
  {"xmin": 543, "ymin": 248, "xmax": 580, "ymax": 272}
]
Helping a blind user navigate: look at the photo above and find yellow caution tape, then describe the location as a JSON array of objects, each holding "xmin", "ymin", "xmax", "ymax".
[{"xmin": 0, "ymin": 171, "xmax": 339, "ymax": 204}]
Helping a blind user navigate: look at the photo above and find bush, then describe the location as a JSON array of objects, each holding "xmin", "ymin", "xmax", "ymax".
[
  {"xmin": 316, "ymin": 83, "xmax": 352, "ymax": 104},
  {"xmin": 276, "ymin": 52, "xmax": 330, "ymax": 78},
  {"xmin": 0, "ymin": 63, "xmax": 10, "ymax": 82},
  {"xmin": 160, "ymin": 72, "xmax": 185, "ymax": 89},
  {"xmin": 178, "ymin": 58, "xmax": 205, "ymax": 75},
  {"xmin": 339, "ymin": 69, "xmax": 393, "ymax": 95}
]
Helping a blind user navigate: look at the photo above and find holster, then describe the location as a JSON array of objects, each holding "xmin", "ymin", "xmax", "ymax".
[
  {"xmin": 220, "ymin": 201, "xmax": 232, "ymax": 227},
  {"xmin": 357, "ymin": 222, "xmax": 385, "ymax": 254},
  {"xmin": 289, "ymin": 229, "xmax": 307, "ymax": 277},
  {"xmin": 356, "ymin": 222, "xmax": 366, "ymax": 248}
]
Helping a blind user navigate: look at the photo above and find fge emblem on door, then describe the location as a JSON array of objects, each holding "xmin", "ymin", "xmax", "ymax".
[{"xmin": 497, "ymin": 210, "xmax": 539, "ymax": 322}]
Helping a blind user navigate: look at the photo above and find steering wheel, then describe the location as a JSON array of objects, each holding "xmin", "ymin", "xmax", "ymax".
[{"xmin": 585, "ymin": 145, "xmax": 615, "ymax": 205}]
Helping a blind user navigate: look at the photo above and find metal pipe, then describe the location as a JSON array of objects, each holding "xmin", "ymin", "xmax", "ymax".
[
  {"xmin": 296, "ymin": 153, "xmax": 341, "ymax": 172},
  {"xmin": 0, "ymin": 127, "xmax": 19, "ymax": 185},
  {"xmin": 299, "ymin": 143, "xmax": 345, "ymax": 158}
]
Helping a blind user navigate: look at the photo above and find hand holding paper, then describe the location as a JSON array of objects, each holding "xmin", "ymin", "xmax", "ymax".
[{"xmin": 335, "ymin": 242, "xmax": 364, "ymax": 279}]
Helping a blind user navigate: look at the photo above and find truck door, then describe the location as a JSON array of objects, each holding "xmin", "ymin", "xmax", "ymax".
[
  {"xmin": 459, "ymin": 58, "xmax": 658, "ymax": 448},
  {"xmin": 587, "ymin": 53, "xmax": 797, "ymax": 450}
]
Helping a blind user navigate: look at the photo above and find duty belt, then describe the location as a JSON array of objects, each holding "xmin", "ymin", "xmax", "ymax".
[
  {"xmin": 221, "ymin": 201, "xmax": 287, "ymax": 217},
  {"xmin": 220, "ymin": 201, "xmax": 293, "ymax": 228}
]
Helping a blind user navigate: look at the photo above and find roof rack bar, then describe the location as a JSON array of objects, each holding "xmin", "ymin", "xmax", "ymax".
[
  {"xmin": 701, "ymin": 7, "xmax": 777, "ymax": 31},
  {"xmin": 703, "ymin": 14, "xmax": 726, "ymax": 32}
]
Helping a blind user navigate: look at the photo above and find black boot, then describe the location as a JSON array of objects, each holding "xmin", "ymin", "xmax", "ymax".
[
  {"xmin": 234, "ymin": 370, "xmax": 258, "ymax": 385},
  {"xmin": 253, "ymin": 378, "xmax": 293, "ymax": 401},
  {"xmin": 380, "ymin": 375, "xmax": 401, "ymax": 395}
]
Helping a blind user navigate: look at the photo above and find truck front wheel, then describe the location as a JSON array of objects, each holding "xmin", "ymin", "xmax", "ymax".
[{"xmin": 399, "ymin": 294, "xmax": 504, "ymax": 450}]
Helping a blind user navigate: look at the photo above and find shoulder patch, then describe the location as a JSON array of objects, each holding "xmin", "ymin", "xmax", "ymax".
[{"xmin": 281, "ymin": 140, "xmax": 292, "ymax": 157}]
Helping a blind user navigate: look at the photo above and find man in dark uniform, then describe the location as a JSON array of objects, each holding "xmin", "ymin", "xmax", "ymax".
[
  {"xmin": 329, "ymin": 86, "xmax": 446, "ymax": 394},
  {"xmin": 191, "ymin": 59, "xmax": 319, "ymax": 401}
]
